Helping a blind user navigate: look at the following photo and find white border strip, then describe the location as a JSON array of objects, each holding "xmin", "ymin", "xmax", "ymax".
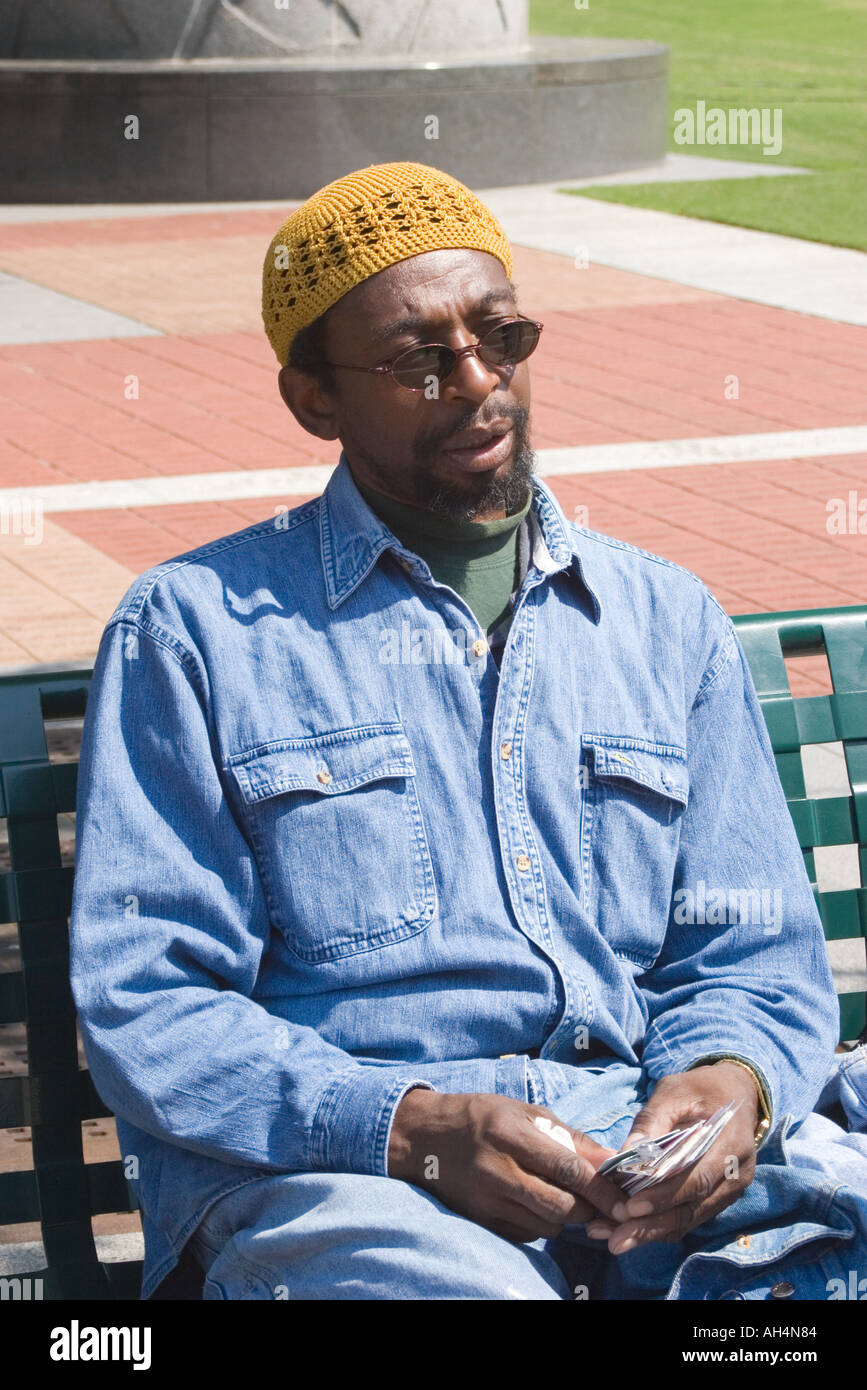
[
  {"xmin": 0, "ymin": 426, "xmax": 864, "ymax": 514},
  {"xmin": 537, "ymin": 425, "xmax": 867, "ymax": 476}
]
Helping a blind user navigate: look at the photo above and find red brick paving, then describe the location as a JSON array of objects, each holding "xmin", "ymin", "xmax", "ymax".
[
  {"xmin": 0, "ymin": 206, "xmax": 862, "ymax": 680},
  {"xmin": 2, "ymin": 295, "xmax": 864, "ymax": 480}
]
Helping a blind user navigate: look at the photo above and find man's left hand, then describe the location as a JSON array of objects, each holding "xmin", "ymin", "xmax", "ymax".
[{"xmin": 585, "ymin": 1062, "xmax": 760, "ymax": 1255}]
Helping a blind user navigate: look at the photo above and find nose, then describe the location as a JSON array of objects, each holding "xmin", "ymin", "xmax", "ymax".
[{"xmin": 440, "ymin": 340, "xmax": 508, "ymax": 404}]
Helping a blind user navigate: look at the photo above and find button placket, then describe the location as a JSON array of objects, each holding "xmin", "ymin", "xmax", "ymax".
[
  {"xmin": 492, "ymin": 613, "xmax": 543, "ymax": 923},
  {"xmin": 490, "ymin": 594, "xmax": 570, "ymax": 1063}
]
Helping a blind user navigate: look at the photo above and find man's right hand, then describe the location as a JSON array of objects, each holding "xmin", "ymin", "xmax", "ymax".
[{"xmin": 387, "ymin": 1089, "xmax": 624, "ymax": 1243}]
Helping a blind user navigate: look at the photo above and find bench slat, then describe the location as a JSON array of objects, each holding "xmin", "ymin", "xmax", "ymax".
[{"xmin": 0, "ymin": 970, "xmax": 25, "ymax": 1024}]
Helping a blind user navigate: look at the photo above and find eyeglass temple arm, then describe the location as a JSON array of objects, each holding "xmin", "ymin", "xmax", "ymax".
[{"xmin": 320, "ymin": 361, "xmax": 393, "ymax": 374}]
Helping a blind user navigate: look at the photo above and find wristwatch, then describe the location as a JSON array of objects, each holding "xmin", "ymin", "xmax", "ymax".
[{"xmin": 685, "ymin": 1054, "xmax": 772, "ymax": 1150}]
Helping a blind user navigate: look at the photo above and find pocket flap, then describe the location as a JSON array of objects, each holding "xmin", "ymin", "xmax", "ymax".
[
  {"xmin": 582, "ymin": 734, "xmax": 689, "ymax": 806},
  {"xmin": 228, "ymin": 723, "xmax": 416, "ymax": 804}
]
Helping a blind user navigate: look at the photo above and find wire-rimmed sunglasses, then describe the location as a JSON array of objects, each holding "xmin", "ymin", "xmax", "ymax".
[{"xmin": 323, "ymin": 314, "xmax": 543, "ymax": 392}]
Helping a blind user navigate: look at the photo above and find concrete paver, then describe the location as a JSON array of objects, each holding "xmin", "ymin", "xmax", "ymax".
[
  {"xmin": 0, "ymin": 271, "xmax": 158, "ymax": 345},
  {"xmin": 483, "ymin": 183, "xmax": 867, "ymax": 326}
]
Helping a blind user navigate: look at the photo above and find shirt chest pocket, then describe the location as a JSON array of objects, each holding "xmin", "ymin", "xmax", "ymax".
[
  {"xmin": 579, "ymin": 734, "xmax": 689, "ymax": 968},
  {"xmin": 228, "ymin": 723, "xmax": 437, "ymax": 963}
]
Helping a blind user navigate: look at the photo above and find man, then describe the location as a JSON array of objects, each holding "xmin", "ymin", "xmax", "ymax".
[{"xmin": 70, "ymin": 162, "xmax": 861, "ymax": 1301}]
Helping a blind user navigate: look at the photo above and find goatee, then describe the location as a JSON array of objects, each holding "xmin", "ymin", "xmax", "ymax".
[{"xmin": 417, "ymin": 403, "xmax": 535, "ymax": 522}]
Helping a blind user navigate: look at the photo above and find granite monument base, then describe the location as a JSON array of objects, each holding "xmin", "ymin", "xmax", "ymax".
[{"xmin": 0, "ymin": 38, "xmax": 668, "ymax": 202}]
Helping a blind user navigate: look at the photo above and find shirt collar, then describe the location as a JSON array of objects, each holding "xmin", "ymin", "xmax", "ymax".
[{"xmin": 319, "ymin": 450, "xmax": 601, "ymax": 623}]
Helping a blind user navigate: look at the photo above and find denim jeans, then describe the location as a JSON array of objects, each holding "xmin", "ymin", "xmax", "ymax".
[{"xmin": 187, "ymin": 1060, "xmax": 867, "ymax": 1301}]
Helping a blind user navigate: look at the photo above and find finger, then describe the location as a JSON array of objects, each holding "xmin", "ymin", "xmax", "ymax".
[
  {"xmin": 488, "ymin": 1214, "xmax": 553, "ymax": 1245},
  {"xmin": 485, "ymin": 1160, "xmax": 598, "ymax": 1228},
  {"xmin": 510, "ymin": 1176, "xmax": 598, "ymax": 1228},
  {"xmin": 615, "ymin": 1133, "xmax": 756, "ymax": 1222},
  {"xmin": 604, "ymin": 1183, "xmax": 737, "ymax": 1254},
  {"xmin": 604, "ymin": 1141, "xmax": 756, "ymax": 1251},
  {"xmin": 528, "ymin": 1146, "xmax": 625, "ymax": 1221},
  {"xmin": 517, "ymin": 1109, "xmax": 617, "ymax": 1167},
  {"xmin": 483, "ymin": 1194, "xmax": 570, "ymax": 1244},
  {"xmin": 586, "ymin": 1221, "xmax": 614, "ymax": 1241},
  {"xmin": 566, "ymin": 1128, "xmax": 619, "ymax": 1166},
  {"xmin": 514, "ymin": 1106, "xmax": 616, "ymax": 1162},
  {"xmin": 508, "ymin": 1114, "xmax": 624, "ymax": 1220},
  {"xmin": 621, "ymin": 1094, "xmax": 684, "ymax": 1149}
]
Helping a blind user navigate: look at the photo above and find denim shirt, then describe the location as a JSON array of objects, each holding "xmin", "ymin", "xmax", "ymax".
[{"xmin": 69, "ymin": 452, "xmax": 839, "ymax": 1298}]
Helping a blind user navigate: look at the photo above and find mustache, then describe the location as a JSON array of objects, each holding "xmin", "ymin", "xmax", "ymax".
[{"xmin": 417, "ymin": 401, "xmax": 530, "ymax": 456}]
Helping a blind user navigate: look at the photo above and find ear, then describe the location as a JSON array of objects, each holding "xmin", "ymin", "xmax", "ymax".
[{"xmin": 277, "ymin": 364, "xmax": 341, "ymax": 441}]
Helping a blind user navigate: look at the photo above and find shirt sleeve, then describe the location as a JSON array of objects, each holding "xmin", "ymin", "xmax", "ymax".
[
  {"xmin": 69, "ymin": 616, "xmax": 433, "ymax": 1179},
  {"xmin": 639, "ymin": 612, "xmax": 839, "ymax": 1128}
]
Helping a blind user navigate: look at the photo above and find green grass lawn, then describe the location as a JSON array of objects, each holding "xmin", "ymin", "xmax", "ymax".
[{"xmin": 530, "ymin": 0, "xmax": 867, "ymax": 249}]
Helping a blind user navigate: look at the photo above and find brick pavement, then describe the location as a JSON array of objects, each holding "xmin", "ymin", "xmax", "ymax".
[{"xmin": 0, "ymin": 214, "xmax": 863, "ymax": 681}]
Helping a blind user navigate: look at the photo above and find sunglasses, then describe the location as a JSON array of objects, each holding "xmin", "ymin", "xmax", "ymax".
[{"xmin": 323, "ymin": 314, "xmax": 543, "ymax": 392}]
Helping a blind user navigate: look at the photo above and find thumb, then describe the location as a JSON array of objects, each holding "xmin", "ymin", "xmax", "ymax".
[
  {"xmin": 621, "ymin": 1091, "xmax": 676, "ymax": 1150},
  {"xmin": 568, "ymin": 1129, "xmax": 618, "ymax": 1165}
]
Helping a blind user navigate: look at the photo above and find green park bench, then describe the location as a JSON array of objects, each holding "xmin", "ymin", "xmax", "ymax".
[{"xmin": 0, "ymin": 604, "xmax": 865, "ymax": 1301}]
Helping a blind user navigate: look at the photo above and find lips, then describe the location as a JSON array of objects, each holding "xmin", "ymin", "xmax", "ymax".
[
  {"xmin": 440, "ymin": 425, "xmax": 515, "ymax": 472},
  {"xmin": 443, "ymin": 423, "xmax": 512, "ymax": 451}
]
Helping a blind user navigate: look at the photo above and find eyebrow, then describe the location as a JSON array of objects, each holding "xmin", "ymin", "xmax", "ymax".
[{"xmin": 365, "ymin": 281, "xmax": 520, "ymax": 346}]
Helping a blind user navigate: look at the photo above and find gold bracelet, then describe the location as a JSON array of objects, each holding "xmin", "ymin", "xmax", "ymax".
[{"xmin": 687, "ymin": 1055, "xmax": 772, "ymax": 1149}]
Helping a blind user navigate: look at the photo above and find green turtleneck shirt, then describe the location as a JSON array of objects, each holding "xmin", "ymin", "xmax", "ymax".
[{"xmin": 353, "ymin": 475, "xmax": 533, "ymax": 645}]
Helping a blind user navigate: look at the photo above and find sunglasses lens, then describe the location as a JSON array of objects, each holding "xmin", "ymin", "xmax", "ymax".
[
  {"xmin": 388, "ymin": 320, "xmax": 540, "ymax": 389},
  {"xmin": 391, "ymin": 344, "xmax": 453, "ymax": 390},
  {"xmin": 479, "ymin": 319, "xmax": 540, "ymax": 366}
]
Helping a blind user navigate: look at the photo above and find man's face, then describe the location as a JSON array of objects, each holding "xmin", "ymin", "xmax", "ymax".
[{"xmin": 278, "ymin": 248, "xmax": 535, "ymax": 522}]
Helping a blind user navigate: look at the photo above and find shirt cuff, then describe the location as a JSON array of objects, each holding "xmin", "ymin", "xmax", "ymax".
[{"xmin": 311, "ymin": 1070, "xmax": 437, "ymax": 1177}]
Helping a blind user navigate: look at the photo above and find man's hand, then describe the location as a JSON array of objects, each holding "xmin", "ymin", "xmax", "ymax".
[
  {"xmin": 388, "ymin": 1089, "xmax": 624, "ymax": 1243},
  {"xmin": 586, "ymin": 1062, "xmax": 760, "ymax": 1254}
]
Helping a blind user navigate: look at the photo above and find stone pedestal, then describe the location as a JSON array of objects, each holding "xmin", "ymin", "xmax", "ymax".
[{"xmin": 0, "ymin": 4, "xmax": 668, "ymax": 201}]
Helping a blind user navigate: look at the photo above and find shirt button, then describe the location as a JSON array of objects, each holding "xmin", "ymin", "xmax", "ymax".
[
  {"xmin": 770, "ymin": 1281, "xmax": 795, "ymax": 1299},
  {"xmin": 316, "ymin": 769, "xmax": 332, "ymax": 785},
  {"xmin": 516, "ymin": 853, "xmax": 531, "ymax": 872},
  {"xmin": 500, "ymin": 741, "xmax": 513, "ymax": 760},
  {"xmin": 472, "ymin": 638, "xmax": 487, "ymax": 658}
]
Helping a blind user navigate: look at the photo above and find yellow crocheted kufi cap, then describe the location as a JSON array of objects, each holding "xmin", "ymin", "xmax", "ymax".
[{"xmin": 262, "ymin": 161, "xmax": 514, "ymax": 367}]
